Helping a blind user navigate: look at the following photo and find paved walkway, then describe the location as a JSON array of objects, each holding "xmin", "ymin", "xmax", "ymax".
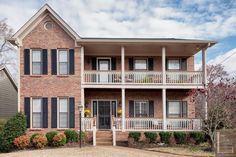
[{"xmin": 0, "ymin": 146, "xmax": 183, "ymax": 157}]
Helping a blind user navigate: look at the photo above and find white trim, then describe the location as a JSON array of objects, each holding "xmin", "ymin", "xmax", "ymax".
[
  {"xmin": 96, "ymin": 57, "xmax": 112, "ymax": 71},
  {"xmin": 18, "ymin": 47, "xmax": 20, "ymax": 112},
  {"xmin": 30, "ymin": 97, "xmax": 43, "ymax": 129},
  {"xmin": 31, "ymin": 49, "xmax": 43, "ymax": 75},
  {"xmin": 57, "ymin": 97, "xmax": 69, "ymax": 129},
  {"xmin": 81, "ymin": 47, "xmax": 84, "ymax": 84},
  {"xmin": 57, "ymin": 49, "xmax": 69, "ymax": 75}
]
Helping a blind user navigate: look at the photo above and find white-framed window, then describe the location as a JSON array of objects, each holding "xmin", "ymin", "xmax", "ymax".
[
  {"xmin": 167, "ymin": 101, "xmax": 187, "ymax": 118},
  {"xmin": 134, "ymin": 101, "xmax": 149, "ymax": 117},
  {"xmin": 32, "ymin": 98, "xmax": 42, "ymax": 128},
  {"xmin": 58, "ymin": 50, "xmax": 69, "ymax": 75},
  {"xmin": 134, "ymin": 59, "xmax": 147, "ymax": 70},
  {"xmin": 32, "ymin": 50, "xmax": 42, "ymax": 75},
  {"xmin": 58, "ymin": 98, "xmax": 69, "ymax": 128},
  {"xmin": 167, "ymin": 59, "xmax": 181, "ymax": 70}
]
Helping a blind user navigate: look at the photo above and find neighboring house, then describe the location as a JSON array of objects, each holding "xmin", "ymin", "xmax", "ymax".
[
  {"xmin": 0, "ymin": 65, "xmax": 18, "ymax": 119},
  {"xmin": 8, "ymin": 4, "xmax": 216, "ymax": 144}
]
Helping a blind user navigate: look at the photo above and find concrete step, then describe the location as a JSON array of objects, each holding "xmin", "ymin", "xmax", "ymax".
[
  {"xmin": 96, "ymin": 131, "xmax": 113, "ymax": 146},
  {"xmin": 96, "ymin": 141, "xmax": 113, "ymax": 146}
]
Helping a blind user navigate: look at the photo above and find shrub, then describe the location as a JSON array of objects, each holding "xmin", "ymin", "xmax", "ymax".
[
  {"xmin": 13, "ymin": 135, "xmax": 30, "ymax": 150},
  {"xmin": 30, "ymin": 133, "xmax": 39, "ymax": 143},
  {"xmin": 174, "ymin": 132, "xmax": 187, "ymax": 144},
  {"xmin": 159, "ymin": 132, "xmax": 172, "ymax": 144},
  {"xmin": 46, "ymin": 131, "xmax": 58, "ymax": 145},
  {"xmin": 31, "ymin": 134, "xmax": 48, "ymax": 149},
  {"xmin": 0, "ymin": 112, "xmax": 26, "ymax": 152},
  {"xmin": 144, "ymin": 132, "xmax": 157, "ymax": 143},
  {"xmin": 52, "ymin": 133, "xmax": 66, "ymax": 147},
  {"xmin": 0, "ymin": 119, "xmax": 7, "ymax": 131},
  {"xmin": 128, "ymin": 132, "xmax": 141, "ymax": 142},
  {"xmin": 78, "ymin": 131, "xmax": 86, "ymax": 141},
  {"xmin": 64, "ymin": 130, "xmax": 78, "ymax": 143},
  {"xmin": 189, "ymin": 132, "xmax": 205, "ymax": 144}
]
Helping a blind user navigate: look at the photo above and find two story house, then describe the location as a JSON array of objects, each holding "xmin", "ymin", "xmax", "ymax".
[{"xmin": 9, "ymin": 4, "xmax": 216, "ymax": 143}]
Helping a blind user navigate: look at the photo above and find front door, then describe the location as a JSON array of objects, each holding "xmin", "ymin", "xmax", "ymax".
[
  {"xmin": 98, "ymin": 101, "xmax": 111, "ymax": 129},
  {"xmin": 98, "ymin": 59, "xmax": 110, "ymax": 83}
]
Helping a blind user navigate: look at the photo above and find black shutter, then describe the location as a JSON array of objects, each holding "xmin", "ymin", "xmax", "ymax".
[
  {"xmin": 129, "ymin": 58, "xmax": 134, "ymax": 70},
  {"xmin": 24, "ymin": 49, "xmax": 30, "ymax": 75},
  {"xmin": 69, "ymin": 97, "xmax": 75, "ymax": 128},
  {"xmin": 51, "ymin": 49, "xmax": 57, "ymax": 75},
  {"xmin": 181, "ymin": 58, "xmax": 187, "ymax": 70},
  {"xmin": 51, "ymin": 97, "xmax": 57, "ymax": 128},
  {"xmin": 92, "ymin": 57, "xmax": 97, "ymax": 70},
  {"xmin": 129, "ymin": 100, "xmax": 134, "ymax": 117},
  {"xmin": 42, "ymin": 49, "xmax": 48, "ymax": 75},
  {"xmin": 93, "ymin": 101, "xmax": 97, "ymax": 117},
  {"xmin": 166, "ymin": 101, "xmax": 169, "ymax": 118},
  {"xmin": 148, "ymin": 58, "xmax": 154, "ymax": 71},
  {"xmin": 112, "ymin": 101, "xmax": 117, "ymax": 117},
  {"xmin": 69, "ymin": 49, "xmax": 75, "ymax": 74},
  {"xmin": 182, "ymin": 101, "xmax": 188, "ymax": 118},
  {"xmin": 149, "ymin": 100, "xmax": 154, "ymax": 117},
  {"xmin": 166, "ymin": 59, "xmax": 168, "ymax": 70},
  {"xmin": 42, "ymin": 98, "xmax": 48, "ymax": 128},
  {"xmin": 24, "ymin": 97, "xmax": 30, "ymax": 128},
  {"xmin": 111, "ymin": 57, "xmax": 116, "ymax": 70}
]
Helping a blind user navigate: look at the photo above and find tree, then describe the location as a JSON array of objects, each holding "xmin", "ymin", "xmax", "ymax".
[
  {"xmin": 189, "ymin": 64, "xmax": 236, "ymax": 150},
  {"xmin": 0, "ymin": 18, "xmax": 17, "ymax": 75}
]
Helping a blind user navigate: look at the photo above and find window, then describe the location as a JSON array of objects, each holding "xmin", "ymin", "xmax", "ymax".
[
  {"xmin": 32, "ymin": 50, "xmax": 42, "ymax": 74},
  {"xmin": 168, "ymin": 59, "xmax": 180, "ymax": 70},
  {"xmin": 58, "ymin": 50, "xmax": 69, "ymax": 75},
  {"xmin": 59, "ymin": 98, "xmax": 68, "ymax": 128},
  {"xmin": 167, "ymin": 101, "xmax": 187, "ymax": 118},
  {"xmin": 134, "ymin": 59, "xmax": 147, "ymax": 70},
  {"xmin": 134, "ymin": 101, "xmax": 149, "ymax": 117},
  {"xmin": 32, "ymin": 98, "xmax": 42, "ymax": 128}
]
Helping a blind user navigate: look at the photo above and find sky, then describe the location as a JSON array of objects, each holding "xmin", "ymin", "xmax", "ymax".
[{"xmin": 0, "ymin": 0, "xmax": 236, "ymax": 76}]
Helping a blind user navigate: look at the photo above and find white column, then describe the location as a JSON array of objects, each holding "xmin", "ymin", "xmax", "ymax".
[
  {"xmin": 121, "ymin": 46, "xmax": 125, "ymax": 84},
  {"xmin": 81, "ymin": 46, "xmax": 84, "ymax": 84},
  {"xmin": 18, "ymin": 46, "xmax": 21, "ymax": 112},
  {"xmin": 121, "ymin": 88, "xmax": 125, "ymax": 132},
  {"xmin": 202, "ymin": 48, "xmax": 208, "ymax": 120},
  {"xmin": 162, "ymin": 89, "xmax": 167, "ymax": 131},
  {"xmin": 162, "ymin": 47, "xmax": 166, "ymax": 84},
  {"xmin": 81, "ymin": 88, "xmax": 85, "ymax": 131}
]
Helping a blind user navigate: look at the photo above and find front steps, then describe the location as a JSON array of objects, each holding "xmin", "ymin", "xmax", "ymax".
[{"xmin": 96, "ymin": 131, "xmax": 113, "ymax": 146}]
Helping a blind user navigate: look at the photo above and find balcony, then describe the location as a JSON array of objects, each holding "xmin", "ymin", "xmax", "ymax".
[{"xmin": 83, "ymin": 71, "xmax": 203, "ymax": 85}]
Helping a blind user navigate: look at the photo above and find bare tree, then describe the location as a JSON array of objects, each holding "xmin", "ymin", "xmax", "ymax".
[{"xmin": 189, "ymin": 64, "xmax": 236, "ymax": 150}]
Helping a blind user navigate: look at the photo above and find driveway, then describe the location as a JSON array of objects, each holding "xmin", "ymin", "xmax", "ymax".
[{"xmin": 0, "ymin": 146, "xmax": 183, "ymax": 157}]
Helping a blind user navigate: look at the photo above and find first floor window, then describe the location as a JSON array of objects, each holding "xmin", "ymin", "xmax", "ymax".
[
  {"xmin": 32, "ymin": 50, "xmax": 42, "ymax": 74},
  {"xmin": 32, "ymin": 98, "xmax": 42, "ymax": 128},
  {"xmin": 134, "ymin": 101, "xmax": 149, "ymax": 117},
  {"xmin": 59, "ymin": 98, "xmax": 68, "ymax": 128},
  {"xmin": 134, "ymin": 59, "xmax": 147, "ymax": 70},
  {"xmin": 167, "ymin": 59, "xmax": 180, "ymax": 70},
  {"xmin": 167, "ymin": 101, "xmax": 187, "ymax": 118},
  {"xmin": 58, "ymin": 50, "xmax": 69, "ymax": 75}
]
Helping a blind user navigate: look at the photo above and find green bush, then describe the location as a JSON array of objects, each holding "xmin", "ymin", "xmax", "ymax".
[
  {"xmin": 0, "ymin": 119, "xmax": 7, "ymax": 131},
  {"xmin": 128, "ymin": 132, "xmax": 141, "ymax": 142},
  {"xmin": 174, "ymin": 132, "xmax": 187, "ymax": 144},
  {"xmin": 0, "ymin": 112, "xmax": 26, "ymax": 152},
  {"xmin": 31, "ymin": 134, "xmax": 48, "ymax": 149},
  {"xmin": 64, "ymin": 130, "xmax": 78, "ymax": 143},
  {"xmin": 189, "ymin": 132, "xmax": 205, "ymax": 144},
  {"xmin": 144, "ymin": 132, "xmax": 157, "ymax": 143},
  {"xmin": 46, "ymin": 131, "xmax": 58, "ymax": 146},
  {"xmin": 30, "ymin": 133, "xmax": 39, "ymax": 143},
  {"xmin": 159, "ymin": 132, "xmax": 172, "ymax": 144},
  {"xmin": 52, "ymin": 133, "xmax": 66, "ymax": 147},
  {"xmin": 78, "ymin": 131, "xmax": 86, "ymax": 141}
]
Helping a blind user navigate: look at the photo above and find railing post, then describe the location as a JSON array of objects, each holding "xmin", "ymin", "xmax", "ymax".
[
  {"xmin": 93, "ymin": 126, "xmax": 96, "ymax": 146},
  {"xmin": 112, "ymin": 126, "xmax": 116, "ymax": 146}
]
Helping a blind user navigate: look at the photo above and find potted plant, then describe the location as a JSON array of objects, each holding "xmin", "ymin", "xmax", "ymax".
[
  {"xmin": 117, "ymin": 107, "xmax": 122, "ymax": 117},
  {"xmin": 84, "ymin": 109, "xmax": 91, "ymax": 117}
]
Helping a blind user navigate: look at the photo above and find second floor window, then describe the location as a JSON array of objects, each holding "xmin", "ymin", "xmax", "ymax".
[
  {"xmin": 134, "ymin": 59, "xmax": 147, "ymax": 70},
  {"xmin": 59, "ymin": 50, "xmax": 69, "ymax": 75},
  {"xmin": 32, "ymin": 98, "xmax": 42, "ymax": 128},
  {"xmin": 59, "ymin": 98, "xmax": 68, "ymax": 128},
  {"xmin": 32, "ymin": 50, "xmax": 42, "ymax": 75},
  {"xmin": 167, "ymin": 59, "xmax": 181, "ymax": 70}
]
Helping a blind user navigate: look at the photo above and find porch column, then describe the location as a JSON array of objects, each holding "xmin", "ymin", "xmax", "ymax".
[
  {"xmin": 162, "ymin": 88, "xmax": 167, "ymax": 131},
  {"xmin": 121, "ymin": 88, "xmax": 125, "ymax": 132},
  {"xmin": 121, "ymin": 46, "xmax": 125, "ymax": 84},
  {"xmin": 202, "ymin": 48, "xmax": 208, "ymax": 120},
  {"xmin": 162, "ymin": 47, "xmax": 166, "ymax": 84},
  {"xmin": 81, "ymin": 46, "xmax": 84, "ymax": 84},
  {"xmin": 81, "ymin": 88, "xmax": 85, "ymax": 131}
]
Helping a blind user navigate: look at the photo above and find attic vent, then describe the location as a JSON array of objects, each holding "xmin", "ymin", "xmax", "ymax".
[{"xmin": 44, "ymin": 21, "xmax": 53, "ymax": 30}]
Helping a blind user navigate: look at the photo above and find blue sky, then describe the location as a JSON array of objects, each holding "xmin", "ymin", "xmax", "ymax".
[{"xmin": 0, "ymin": 0, "xmax": 236, "ymax": 75}]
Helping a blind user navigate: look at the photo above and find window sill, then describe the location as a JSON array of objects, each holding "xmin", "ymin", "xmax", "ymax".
[
  {"xmin": 29, "ymin": 128, "xmax": 44, "ymax": 131},
  {"xmin": 56, "ymin": 128, "xmax": 69, "ymax": 131},
  {"xmin": 56, "ymin": 75, "xmax": 69, "ymax": 77},
  {"xmin": 30, "ymin": 75, "xmax": 42, "ymax": 77}
]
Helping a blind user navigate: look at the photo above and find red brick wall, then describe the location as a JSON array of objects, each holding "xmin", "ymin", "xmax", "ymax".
[{"xmin": 20, "ymin": 15, "xmax": 81, "ymax": 131}]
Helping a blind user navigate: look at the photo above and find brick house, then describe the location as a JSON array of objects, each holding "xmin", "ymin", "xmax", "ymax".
[{"xmin": 9, "ymin": 4, "xmax": 216, "ymax": 144}]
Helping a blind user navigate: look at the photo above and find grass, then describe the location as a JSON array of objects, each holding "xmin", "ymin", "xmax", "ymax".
[{"xmin": 145, "ymin": 143, "xmax": 215, "ymax": 157}]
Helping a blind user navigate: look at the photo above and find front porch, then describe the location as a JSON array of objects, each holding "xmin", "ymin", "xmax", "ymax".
[{"xmin": 81, "ymin": 89, "xmax": 202, "ymax": 132}]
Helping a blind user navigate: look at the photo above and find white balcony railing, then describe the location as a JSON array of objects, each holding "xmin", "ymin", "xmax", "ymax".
[
  {"xmin": 83, "ymin": 117, "xmax": 94, "ymax": 131},
  {"xmin": 84, "ymin": 71, "xmax": 122, "ymax": 84},
  {"xmin": 166, "ymin": 71, "xmax": 203, "ymax": 84},
  {"xmin": 125, "ymin": 72, "xmax": 162, "ymax": 84},
  {"xmin": 112, "ymin": 118, "xmax": 202, "ymax": 131}
]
